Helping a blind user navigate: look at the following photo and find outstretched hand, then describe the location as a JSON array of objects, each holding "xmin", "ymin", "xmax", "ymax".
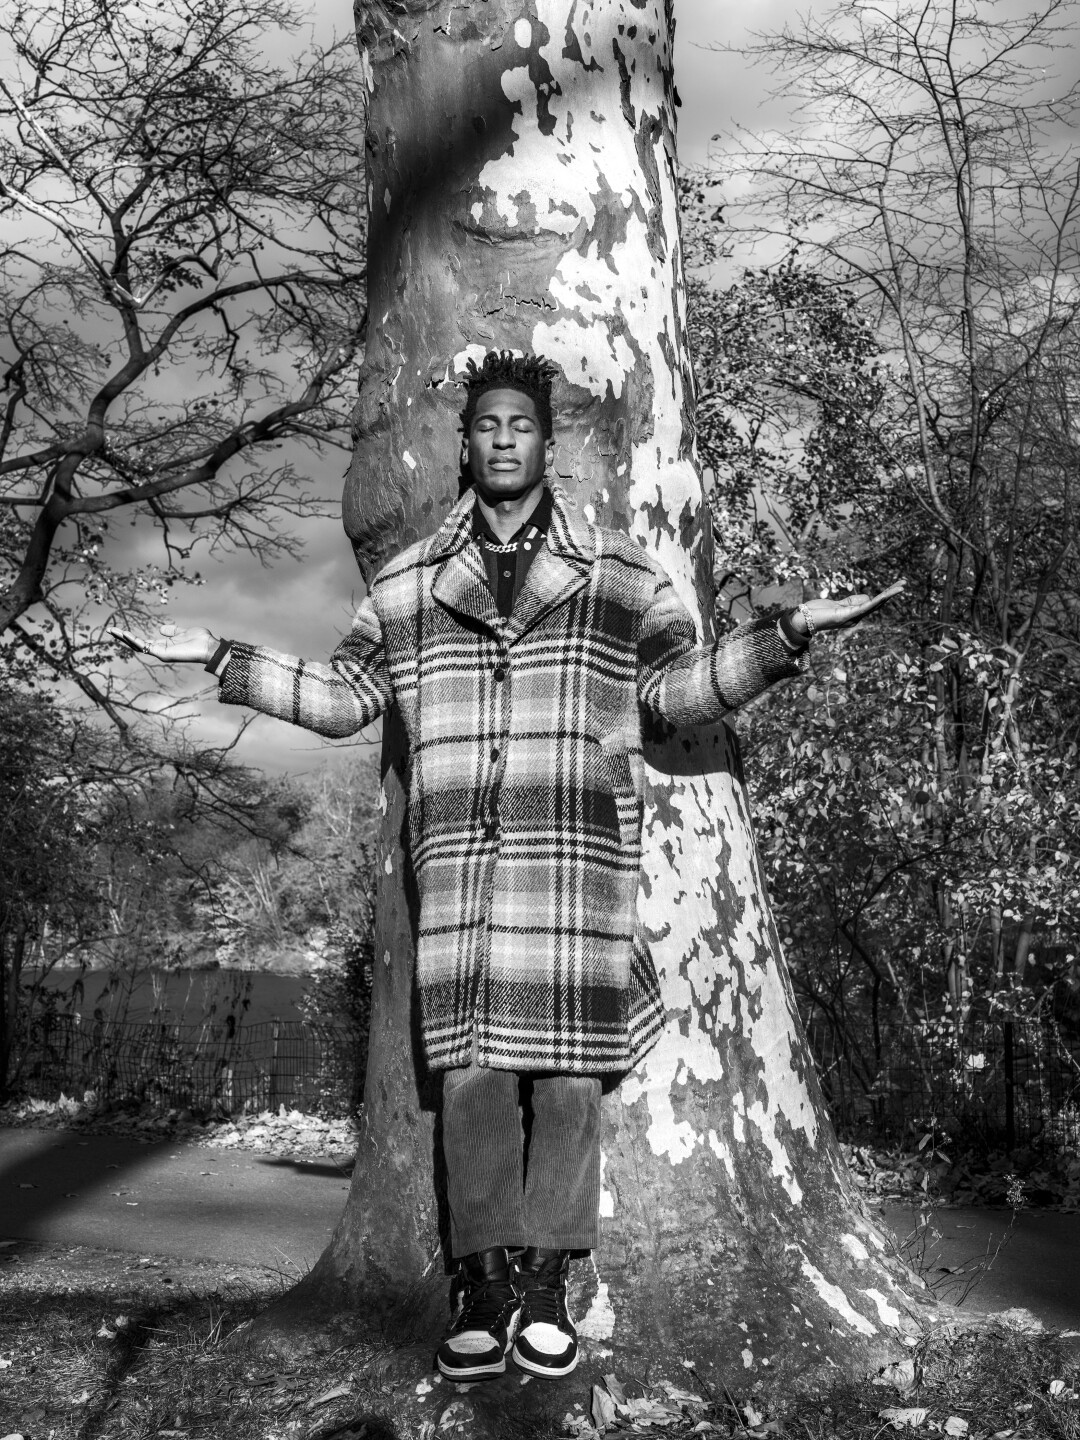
[
  {"xmin": 796, "ymin": 579, "xmax": 906, "ymax": 638},
  {"xmin": 110, "ymin": 622, "xmax": 218, "ymax": 666}
]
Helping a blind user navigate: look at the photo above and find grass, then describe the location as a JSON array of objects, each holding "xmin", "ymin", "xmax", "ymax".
[
  {"xmin": 790, "ymin": 1325, "xmax": 1080, "ymax": 1439},
  {"xmin": 1, "ymin": 1243, "xmax": 1078, "ymax": 1440},
  {"xmin": 0, "ymin": 1247, "xmax": 408, "ymax": 1440},
  {"xmin": 1, "ymin": 1111, "xmax": 1076, "ymax": 1439}
]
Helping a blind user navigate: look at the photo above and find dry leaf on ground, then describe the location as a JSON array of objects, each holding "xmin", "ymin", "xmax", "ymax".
[
  {"xmin": 875, "ymin": 1359, "xmax": 919, "ymax": 1395},
  {"xmin": 310, "ymin": 1381, "xmax": 351, "ymax": 1405},
  {"xmin": 879, "ymin": 1406, "xmax": 929, "ymax": 1428},
  {"xmin": 592, "ymin": 1385, "xmax": 617, "ymax": 1430}
]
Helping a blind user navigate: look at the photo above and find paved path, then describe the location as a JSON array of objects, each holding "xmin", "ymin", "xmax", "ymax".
[
  {"xmin": 0, "ymin": 1126, "xmax": 350, "ymax": 1272},
  {"xmin": 880, "ymin": 1202, "xmax": 1080, "ymax": 1335},
  {"xmin": 2, "ymin": 1128, "xmax": 1079, "ymax": 1335}
]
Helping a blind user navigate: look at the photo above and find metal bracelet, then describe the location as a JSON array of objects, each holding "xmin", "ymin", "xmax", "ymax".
[{"xmin": 795, "ymin": 602, "xmax": 817, "ymax": 639}]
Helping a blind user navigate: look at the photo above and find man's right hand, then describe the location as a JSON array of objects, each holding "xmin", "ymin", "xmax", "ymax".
[{"xmin": 110, "ymin": 623, "xmax": 218, "ymax": 665}]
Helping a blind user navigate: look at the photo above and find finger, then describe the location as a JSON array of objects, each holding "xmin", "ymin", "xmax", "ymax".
[
  {"xmin": 110, "ymin": 629, "xmax": 145, "ymax": 654},
  {"xmin": 872, "ymin": 579, "xmax": 906, "ymax": 604},
  {"xmin": 847, "ymin": 581, "xmax": 906, "ymax": 615},
  {"xmin": 855, "ymin": 584, "xmax": 904, "ymax": 616},
  {"xmin": 832, "ymin": 588, "xmax": 902, "ymax": 628}
]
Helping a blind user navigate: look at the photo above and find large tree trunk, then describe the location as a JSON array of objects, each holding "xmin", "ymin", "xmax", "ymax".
[{"xmin": 255, "ymin": 0, "xmax": 937, "ymax": 1422}]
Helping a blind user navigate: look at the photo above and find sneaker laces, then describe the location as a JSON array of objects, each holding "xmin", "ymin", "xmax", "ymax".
[
  {"xmin": 520, "ymin": 1280, "xmax": 564, "ymax": 1328},
  {"xmin": 453, "ymin": 1277, "xmax": 517, "ymax": 1335},
  {"xmin": 519, "ymin": 1259, "xmax": 567, "ymax": 1328}
]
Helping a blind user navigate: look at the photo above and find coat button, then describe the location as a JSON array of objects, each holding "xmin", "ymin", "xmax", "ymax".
[
  {"xmin": 490, "ymin": 746, "xmax": 500, "ymax": 762},
  {"xmin": 493, "ymin": 666, "xmax": 506, "ymax": 681}
]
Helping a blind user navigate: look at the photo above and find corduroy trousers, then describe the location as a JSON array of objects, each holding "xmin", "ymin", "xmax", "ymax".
[{"xmin": 441, "ymin": 1063, "xmax": 602, "ymax": 1259}]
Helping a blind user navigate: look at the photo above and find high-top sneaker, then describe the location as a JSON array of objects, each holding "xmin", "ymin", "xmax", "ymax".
[
  {"xmin": 436, "ymin": 1246, "xmax": 522, "ymax": 1380},
  {"xmin": 511, "ymin": 1247, "xmax": 578, "ymax": 1378}
]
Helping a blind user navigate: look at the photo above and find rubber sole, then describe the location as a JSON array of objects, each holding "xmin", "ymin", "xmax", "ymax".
[
  {"xmin": 437, "ymin": 1312, "xmax": 520, "ymax": 1381},
  {"xmin": 437, "ymin": 1354, "xmax": 507, "ymax": 1380},
  {"xmin": 511, "ymin": 1344, "xmax": 579, "ymax": 1379}
]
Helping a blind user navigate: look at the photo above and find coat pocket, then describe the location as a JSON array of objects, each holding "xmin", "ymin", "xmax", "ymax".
[
  {"xmin": 598, "ymin": 733, "xmax": 642, "ymax": 856},
  {"xmin": 626, "ymin": 931, "xmax": 665, "ymax": 1062}
]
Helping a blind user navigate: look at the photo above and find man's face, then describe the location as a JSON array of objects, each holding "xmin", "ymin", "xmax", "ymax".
[{"xmin": 463, "ymin": 388, "xmax": 552, "ymax": 502}]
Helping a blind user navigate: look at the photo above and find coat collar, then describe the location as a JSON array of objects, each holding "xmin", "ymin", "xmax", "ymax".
[
  {"xmin": 424, "ymin": 484, "xmax": 594, "ymax": 566},
  {"xmin": 427, "ymin": 485, "xmax": 596, "ymax": 643}
]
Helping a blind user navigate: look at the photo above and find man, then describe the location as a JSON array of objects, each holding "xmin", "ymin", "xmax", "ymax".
[{"xmin": 114, "ymin": 350, "xmax": 899, "ymax": 1383}]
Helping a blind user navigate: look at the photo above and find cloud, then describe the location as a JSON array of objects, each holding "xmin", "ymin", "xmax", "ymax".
[{"xmin": 675, "ymin": 0, "xmax": 799, "ymax": 163}]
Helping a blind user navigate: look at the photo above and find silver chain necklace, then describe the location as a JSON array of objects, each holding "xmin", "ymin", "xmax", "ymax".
[{"xmin": 480, "ymin": 523, "xmax": 540, "ymax": 555}]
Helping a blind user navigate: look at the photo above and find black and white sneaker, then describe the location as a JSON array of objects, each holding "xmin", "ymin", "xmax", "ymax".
[
  {"xmin": 437, "ymin": 1247, "xmax": 522, "ymax": 1380},
  {"xmin": 511, "ymin": 1248, "xmax": 578, "ymax": 1378}
]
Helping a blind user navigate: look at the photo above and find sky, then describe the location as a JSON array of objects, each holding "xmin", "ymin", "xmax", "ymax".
[{"xmin": 675, "ymin": 0, "xmax": 793, "ymax": 162}]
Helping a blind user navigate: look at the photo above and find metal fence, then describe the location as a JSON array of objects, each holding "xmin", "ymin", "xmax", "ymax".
[
  {"xmin": 808, "ymin": 1012, "xmax": 1080, "ymax": 1151},
  {"xmin": 12, "ymin": 1012, "xmax": 355, "ymax": 1115},
  {"xmin": 11, "ymin": 1005, "xmax": 1080, "ymax": 1151}
]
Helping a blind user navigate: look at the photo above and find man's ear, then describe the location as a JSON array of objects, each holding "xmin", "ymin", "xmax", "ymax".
[{"xmin": 545, "ymin": 439, "xmax": 554, "ymax": 470}]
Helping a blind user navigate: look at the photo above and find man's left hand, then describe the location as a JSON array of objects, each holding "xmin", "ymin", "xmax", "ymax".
[{"xmin": 789, "ymin": 579, "xmax": 906, "ymax": 640}]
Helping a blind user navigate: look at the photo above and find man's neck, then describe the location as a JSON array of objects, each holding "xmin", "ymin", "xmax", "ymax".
[{"xmin": 473, "ymin": 480, "xmax": 546, "ymax": 543}]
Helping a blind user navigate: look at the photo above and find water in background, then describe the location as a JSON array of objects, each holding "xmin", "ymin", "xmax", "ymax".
[{"xmin": 29, "ymin": 968, "xmax": 308, "ymax": 1027}]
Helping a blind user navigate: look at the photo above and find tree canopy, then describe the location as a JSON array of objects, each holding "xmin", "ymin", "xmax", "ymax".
[
  {"xmin": 690, "ymin": 0, "xmax": 1080, "ymax": 1097},
  {"xmin": 0, "ymin": 0, "xmax": 366, "ymax": 726}
]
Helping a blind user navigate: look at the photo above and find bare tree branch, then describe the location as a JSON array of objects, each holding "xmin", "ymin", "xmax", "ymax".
[{"xmin": 0, "ymin": 0, "xmax": 368, "ymax": 721}]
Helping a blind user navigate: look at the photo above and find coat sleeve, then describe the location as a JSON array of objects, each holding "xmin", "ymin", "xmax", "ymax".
[
  {"xmin": 636, "ymin": 565, "xmax": 804, "ymax": 726},
  {"xmin": 216, "ymin": 594, "xmax": 394, "ymax": 739}
]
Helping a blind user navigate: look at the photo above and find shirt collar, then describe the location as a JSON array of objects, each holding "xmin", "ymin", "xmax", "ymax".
[
  {"xmin": 424, "ymin": 482, "xmax": 594, "ymax": 568},
  {"xmin": 471, "ymin": 485, "xmax": 553, "ymax": 545}
]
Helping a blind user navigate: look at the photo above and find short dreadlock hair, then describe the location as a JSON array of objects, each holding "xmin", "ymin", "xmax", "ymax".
[{"xmin": 460, "ymin": 350, "xmax": 559, "ymax": 441}]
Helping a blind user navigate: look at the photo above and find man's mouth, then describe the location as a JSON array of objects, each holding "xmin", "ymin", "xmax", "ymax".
[{"xmin": 488, "ymin": 460, "xmax": 520, "ymax": 470}]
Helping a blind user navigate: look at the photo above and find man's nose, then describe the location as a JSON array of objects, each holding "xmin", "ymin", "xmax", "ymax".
[{"xmin": 493, "ymin": 425, "xmax": 516, "ymax": 447}]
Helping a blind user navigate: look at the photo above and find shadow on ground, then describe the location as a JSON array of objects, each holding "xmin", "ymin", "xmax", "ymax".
[{"xmin": 0, "ymin": 1125, "xmax": 348, "ymax": 1270}]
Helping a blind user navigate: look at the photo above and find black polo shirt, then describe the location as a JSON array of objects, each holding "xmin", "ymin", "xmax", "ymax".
[{"xmin": 471, "ymin": 486, "xmax": 553, "ymax": 618}]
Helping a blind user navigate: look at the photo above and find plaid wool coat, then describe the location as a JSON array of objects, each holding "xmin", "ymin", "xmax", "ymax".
[{"xmin": 218, "ymin": 485, "xmax": 802, "ymax": 1074}]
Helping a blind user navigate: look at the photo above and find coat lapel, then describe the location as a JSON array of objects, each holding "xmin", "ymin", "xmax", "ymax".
[
  {"xmin": 503, "ymin": 486, "xmax": 596, "ymax": 647},
  {"xmin": 430, "ymin": 543, "xmax": 502, "ymax": 634},
  {"xmin": 502, "ymin": 548, "xmax": 588, "ymax": 646},
  {"xmin": 427, "ymin": 489, "xmax": 501, "ymax": 634},
  {"xmin": 425, "ymin": 483, "xmax": 596, "ymax": 644}
]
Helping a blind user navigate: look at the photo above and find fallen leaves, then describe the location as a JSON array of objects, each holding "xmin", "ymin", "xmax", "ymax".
[
  {"xmin": 436, "ymin": 1397, "xmax": 474, "ymax": 1433},
  {"xmin": 877, "ymin": 1410, "xmax": 971, "ymax": 1434},
  {"xmin": 0, "ymin": 1097, "xmax": 359, "ymax": 1166},
  {"xmin": 874, "ymin": 1358, "xmax": 919, "ymax": 1395},
  {"xmin": 838, "ymin": 1139, "xmax": 1080, "ymax": 1211},
  {"xmin": 309, "ymin": 1381, "xmax": 351, "ymax": 1407},
  {"xmin": 879, "ymin": 1407, "xmax": 930, "ymax": 1428},
  {"xmin": 580, "ymin": 1373, "xmax": 739, "ymax": 1436}
]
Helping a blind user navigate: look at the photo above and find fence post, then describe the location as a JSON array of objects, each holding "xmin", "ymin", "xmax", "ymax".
[
  {"xmin": 1003, "ymin": 1021, "xmax": 1015, "ymax": 1152},
  {"xmin": 269, "ymin": 1017, "xmax": 281, "ymax": 1112}
]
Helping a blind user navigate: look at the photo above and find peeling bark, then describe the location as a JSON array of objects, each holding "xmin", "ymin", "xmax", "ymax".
[{"xmin": 259, "ymin": 0, "xmax": 939, "ymax": 1413}]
